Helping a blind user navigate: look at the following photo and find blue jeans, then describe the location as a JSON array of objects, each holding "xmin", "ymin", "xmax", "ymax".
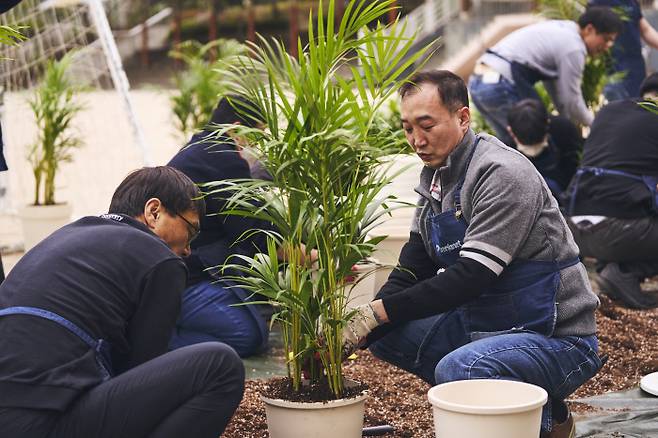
[
  {"xmin": 469, "ymin": 74, "xmax": 541, "ymax": 148},
  {"xmin": 169, "ymin": 280, "xmax": 269, "ymax": 357},
  {"xmin": 370, "ymin": 314, "xmax": 602, "ymax": 433}
]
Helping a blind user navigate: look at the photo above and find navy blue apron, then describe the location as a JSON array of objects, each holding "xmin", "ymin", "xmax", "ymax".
[
  {"xmin": 486, "ymin": 49, "xmax": 554, "ymax": 102},
  {"xmin": 426, "ymin": 137, "xmax": 578, "ymax": 344},
  {"xmin": 567, "ymin": 166, "xmax": 658, "ymax": 216},
  {"xmin": 0, "ymin": 306, "xmax": 114, "ymax": 380}
]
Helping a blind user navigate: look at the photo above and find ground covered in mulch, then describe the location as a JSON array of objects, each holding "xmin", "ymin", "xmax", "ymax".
[{"xmin": 223, "ymin": 293, "xmax": 658, "ymax": 438}]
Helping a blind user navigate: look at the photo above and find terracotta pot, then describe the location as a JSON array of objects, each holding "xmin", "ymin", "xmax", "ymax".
[
  {"xmin": 261, "ymin": 380, "xmax": 367, "ymax": 438},
  {"xmin": 428, "ymin": 379, "xmax": 548, "ymax": 438},
  {"xmin": 18, "ymin": 203, "xmax": 73, "ymax": 251}
]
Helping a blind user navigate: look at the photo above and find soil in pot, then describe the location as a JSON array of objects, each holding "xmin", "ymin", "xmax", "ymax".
[{"xmin": 263, "ymin": 376, "xmax": 368, "ymax": 403}]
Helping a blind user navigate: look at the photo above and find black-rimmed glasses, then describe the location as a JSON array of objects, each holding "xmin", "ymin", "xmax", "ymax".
[{"xmin": 176, "ymin": 212, "xmax": 200, "ymax": 244}]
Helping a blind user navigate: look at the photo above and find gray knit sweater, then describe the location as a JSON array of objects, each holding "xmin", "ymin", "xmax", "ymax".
[{"xmin": 411, "ymin": 129, "xmax": 599, "ymax": 336}]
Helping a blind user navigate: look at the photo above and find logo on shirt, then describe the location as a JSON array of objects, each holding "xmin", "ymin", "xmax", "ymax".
[
  {"xmin": 100, "ymin": 213, "xmax": 124, "ymax": 222},
  {"xmin": 436, "ymin": 239, "xmax": 462, "ymax": 254}
]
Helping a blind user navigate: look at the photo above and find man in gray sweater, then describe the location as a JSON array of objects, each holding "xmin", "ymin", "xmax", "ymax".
[
  {"xmin": 469, "ymin": 6, "xmax": 622, "ymax": 147},
  {"xmin": 342, "ymin": 71, "xmax": 603, "ymax": 438}
]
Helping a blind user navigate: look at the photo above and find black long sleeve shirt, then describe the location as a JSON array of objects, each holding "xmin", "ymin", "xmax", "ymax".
[{"xmin": 0, "ymin": 215, "xmax": 186, "ymax": 410}]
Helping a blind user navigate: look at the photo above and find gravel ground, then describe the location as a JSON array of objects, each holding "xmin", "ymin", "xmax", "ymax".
[{"xmin": 223, "ymin": 284, "xmax": 658, "ymax": 438}]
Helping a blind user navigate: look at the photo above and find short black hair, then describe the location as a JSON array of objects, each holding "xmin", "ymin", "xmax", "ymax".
[
  {"xmin": 578, "ymin": 6, "xmax": 623, "ymax": 35},
  {"xmin": 507, "ymin": 99, "xmax": 549, "ymax": 145},
  {"xmin": 108, "ymin": 166, "xmax": 205, "ymax": 219},
  {"xmin": 209, "ymin": 95, "xmax": 263, "ymax": 128},
  {"xmin": 399, "ymin": 70, "xmax": 469, "ymax": 112},
  {"xmin": 639, "ymin": 72, "xmax": 658, "ymax": 97}
]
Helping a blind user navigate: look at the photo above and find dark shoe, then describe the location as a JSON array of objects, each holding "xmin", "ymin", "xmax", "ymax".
[
  {"xmin": 597, "ymin": 263, "xmax": 658, "ymax": 309},
  {"xmin": 540, "ymin": 411, "xmax": 575, "ymax": 438}
]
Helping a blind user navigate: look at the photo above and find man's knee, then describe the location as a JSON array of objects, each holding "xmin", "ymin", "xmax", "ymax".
[
  {"xmin": 182, "ymin": 342, "xmax": 245, "ymax": 394},
  {"xmin": 435, "ymin": 347, "xmax": 498, "ymax": 384}
]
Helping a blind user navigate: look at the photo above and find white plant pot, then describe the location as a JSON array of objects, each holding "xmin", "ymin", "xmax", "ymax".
[
  {"xmin": 261, "ymin": 382, "xmax": 367, "ymax": 438},
  {"xmin": 18, "ymin": 203, "xmax": 73, "ymax": 252},
  {"xmin": 428, "ymin": 379, "xmax": 548, "ymax": 438}
]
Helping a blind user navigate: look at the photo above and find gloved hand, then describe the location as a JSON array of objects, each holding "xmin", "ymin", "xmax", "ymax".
[{"xmin": 342, "ymin": 303, "xmax": 381, "ymax": 358}]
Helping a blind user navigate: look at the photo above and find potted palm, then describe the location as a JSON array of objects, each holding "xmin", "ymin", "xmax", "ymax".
[
  {"xmin": 19, "ymin": 52, "xmax": 84, "ymax": 251},
  {"xmin": 169, "ymin": 38, "xmax": 245, "ymax": 140},
  {"xmin": 209, "ymin": 1, "xmax": 431, "ymax": 436}
]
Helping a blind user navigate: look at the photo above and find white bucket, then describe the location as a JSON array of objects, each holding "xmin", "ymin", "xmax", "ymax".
[{"xmin": 428, "ymin": 379, "xmax": 548, "ymax": 438}]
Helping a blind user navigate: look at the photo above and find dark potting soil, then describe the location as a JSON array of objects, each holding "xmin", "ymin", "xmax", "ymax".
[
  {"xmin": 223, "ymin": 291, "xmax": 658, "ymax": 438},
  {"xmin": 262, "ymin": 376, "xmax": 368, "ymax": 403}
]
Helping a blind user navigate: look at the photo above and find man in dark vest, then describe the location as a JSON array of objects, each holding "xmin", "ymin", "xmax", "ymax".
[
  {"xmin": 0, "ymin": 166, "xmax": 245, "ymax": 438},
  {"xmin": 564, "ymin": 73, "xmax": 658, "ymax": 309}
]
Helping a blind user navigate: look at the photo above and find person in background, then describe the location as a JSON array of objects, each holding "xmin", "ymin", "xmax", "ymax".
[
  {"xmin": 469, "ymin": 6, "xmax": 622, "ymax": 146},
  {"xmin": 0, "ymin": 166, "xmax": 245, "ymax": 438},
  {"xmin": 168, "ymin": 96, "xmax": 273, "ymax": 357},
  {"xmin": 507, "ymin": 99, "xmax": 582, "ymax": 199},
  {"xmin": 342, "ymin": 70, "xmax": 602, "ymax": 438},
  {"xmin": 564, "ymin": 73, "xmax": 658, "ymax": 309},
  {"xmin": 589, "ymin": 0, "xmax": 658, "ymax": 101}
]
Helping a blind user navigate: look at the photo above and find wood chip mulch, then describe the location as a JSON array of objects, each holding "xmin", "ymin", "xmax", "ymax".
[{"xmin": 223, "ymin": 292, "xmax": 658, "ymax": 438}]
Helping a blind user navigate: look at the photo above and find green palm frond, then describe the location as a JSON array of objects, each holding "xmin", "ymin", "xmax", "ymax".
[
  {"xmin": 209, "ymin": 0, "xmax": 434, "ymax": 398},
  {"xmin": 28, "ymin": 52, "xmax": 85, "ymax": 205}
]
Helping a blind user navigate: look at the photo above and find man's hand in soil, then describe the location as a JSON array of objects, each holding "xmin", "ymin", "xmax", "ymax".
[{"xmin": 342, "ymin": 301, "xmax": 388, "ymax": 358}]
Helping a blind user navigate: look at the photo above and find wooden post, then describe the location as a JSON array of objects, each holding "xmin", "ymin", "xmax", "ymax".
[
  {"xmin": 140, "ymin": 2, "xmax": 149, "ymax": 67},
  {"xmin": 335, "ymin": 0, "xmax": 345, "ymax": 29},
  {"xmin": 172, "ymin": 0, "xmax": 182, "ymax": 67},
  {"xmin": 289, "ymin": 0, "xmax": 299, "ymax": 58},
  {"xmin": 388, "ymin": 0, "xmax": 398, "ymax": 23},
  {"xmin": 209, "ymin": 0, "xmax": 218, "ymax": 42},
  {"xmin": 245, "ymin": 0, "xmax": 256, "ymax": 43}
]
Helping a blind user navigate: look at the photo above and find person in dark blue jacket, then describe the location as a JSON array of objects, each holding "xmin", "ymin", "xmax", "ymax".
[
  {"xmin": 168, "ymin": 97, "xmax": 273, "ymax": 357},
  {"xmin": 0, "ymin": 166, "xmax": 245, "ymax": 438}
]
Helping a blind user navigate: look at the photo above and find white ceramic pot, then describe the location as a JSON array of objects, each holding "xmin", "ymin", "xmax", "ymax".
[
  {"xmin": 428, "ymin": 379, "xmax": 548, "ymax": 438},
  {"xmin": 261, "ymin": 382, "xmax": 367, "ymax": 438},
  {"xmin": 18, "ymin": 203, "xmax": 73, "ymax": 252}
]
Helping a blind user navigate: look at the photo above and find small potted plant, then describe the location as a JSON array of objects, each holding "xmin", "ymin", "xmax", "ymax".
[
  {"xmin": 169, "ymin": 38, "xmax": 245, "ymax": 140},
  {"xmin": 210, "ymin": 1, "xmax": 432, "ymax": 436},
  {"xmin": 19, "ymin": 52, "xmax": 84, "ymax": 250}
]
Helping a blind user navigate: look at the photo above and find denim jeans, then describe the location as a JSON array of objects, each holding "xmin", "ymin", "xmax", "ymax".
[
  {"xmin": 469, "ymin": 74, "xmax": 542, "ymax": 148},
  {"xmin": 169, "ymin": 280, "xmax": 269, "ymax": 357},
  {"xmin": 369, "ymin": 314, "xmax": 602, "ymax": 433}
]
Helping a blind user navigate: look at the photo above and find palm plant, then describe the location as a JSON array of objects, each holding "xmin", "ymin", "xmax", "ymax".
[
  {"xmin": 169, "ymin": 38, "xmax": 246, "ymax": 139},
  {"xmin": 209, "ymin": 0, "xmax": 430, "ymax": 399},
  {"xmin": 28, "ymin": 52, "xmax": 84, "ymax": 206},
  {"xmin": 0, "ymin": 25, "xmax": 26, "ymax": 53}
]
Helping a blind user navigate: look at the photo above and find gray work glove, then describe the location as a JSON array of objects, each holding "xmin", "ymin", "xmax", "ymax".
[{"xmin": 342, "ymin": 303, "xmax": 381, "ymax": 358}]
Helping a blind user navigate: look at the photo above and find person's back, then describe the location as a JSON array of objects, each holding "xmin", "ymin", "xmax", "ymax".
[
  {"xmin": 564, "ymin": 73, "xmax": 658, "ymax": 309},
  {"xmin": 0, "ymin": 166, "xmax": 245, "ymax": 438},
  {"xmin": 565, "ymin": 99, "xmax": 658, "ymax": 217},
  {"xmin": 481, "ymin": 20, "xmax": 584, "ymax": 88},
  {"xmin": 0, "ymin": 215, "xmax": 183, "ymax": 409},
  {"xmin": 168, "ymin": 97, "xmax": 272, "ymax": 357}
]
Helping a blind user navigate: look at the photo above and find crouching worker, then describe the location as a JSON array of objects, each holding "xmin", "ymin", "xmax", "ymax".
[
  {"xmin": 563, "ymin": 73, "xmax": 658, "ymax": 309},
  {"xmin": 168, "ymin": 96, "xmax": 272, "ymax": 357},
  {"xmin": 507, "ymin": 99, "xmax": 582, "ymax": 200},
  {"xmin": 0, "ymin": 167, "xmax": 244, "ymax": 438},
  {"xmin": 343, "ymin": 71, "xmax": 602, "ymax": 438}
]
